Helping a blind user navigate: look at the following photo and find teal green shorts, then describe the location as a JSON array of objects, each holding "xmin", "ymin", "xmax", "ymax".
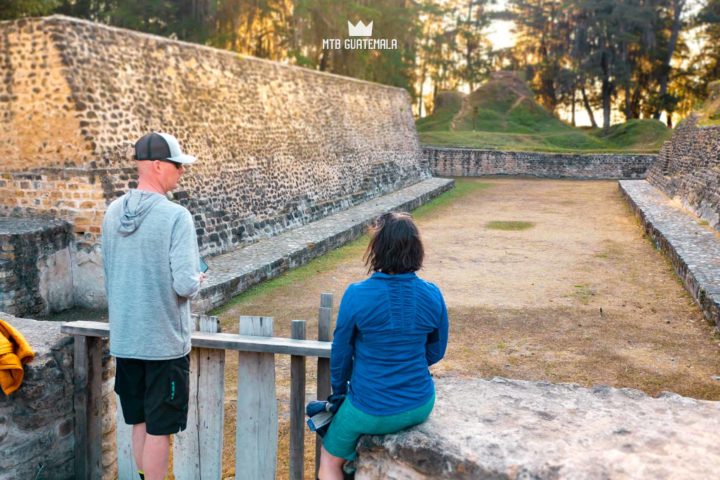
[{"xmin": 322, "ymin": 394, "xmax": 435, "ymax": 460}]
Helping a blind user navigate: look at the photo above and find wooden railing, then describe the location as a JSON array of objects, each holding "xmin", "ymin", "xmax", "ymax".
[{"xmin": 61, "ymin": 293, "xmax": 334, "ymax": 480}]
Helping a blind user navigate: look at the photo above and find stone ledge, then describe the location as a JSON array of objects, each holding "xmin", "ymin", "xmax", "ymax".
[
  {"xmin": 194, "ymin": 177, "xmax": 454, "ymax": 313},
  {"xmin": 619, "ymin": 179, "xmax": 720, "ymax": 329},
  {"xmin": 425, "ymin": 147, "xmax": 656, "ymax": 179},
  {"xmin": 356, "ymin": 377, "xmax": 720, "ymax": 479}
]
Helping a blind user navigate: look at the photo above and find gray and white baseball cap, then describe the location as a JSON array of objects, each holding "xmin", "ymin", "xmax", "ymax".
[{"xmin": 133, "ymin": 132, "xmax": 197, "ymax": 164}]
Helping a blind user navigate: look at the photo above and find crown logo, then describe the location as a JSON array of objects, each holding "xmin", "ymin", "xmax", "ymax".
[{"xmin": 348, "ymin": 20, "xmax": 373, "ymax": 37}]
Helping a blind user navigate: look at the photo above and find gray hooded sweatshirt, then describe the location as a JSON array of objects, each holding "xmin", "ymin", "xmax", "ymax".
[{"xmin": 102, "ymin": 189, "xmax": 201, "ymax": 360}]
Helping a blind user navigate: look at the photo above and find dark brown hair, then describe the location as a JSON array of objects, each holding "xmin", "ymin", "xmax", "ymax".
[{"xmin": 364, "ymin": 212, "xmax": 424, "ymax": 274}]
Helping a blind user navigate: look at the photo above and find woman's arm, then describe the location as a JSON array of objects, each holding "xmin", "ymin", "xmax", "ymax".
[
  {"xmin": 426, "ymin": 292, "xmax": 448, "ymax": 366},
  {"xmin": 330, "ymin": 287, "xmax": 357, "ymax": 394}
]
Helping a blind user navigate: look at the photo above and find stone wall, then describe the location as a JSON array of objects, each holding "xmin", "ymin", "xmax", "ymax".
[
  {"xmin": 0, "ymin": 15, "xmax": 427, "ymax": 249},
  {"xmin": 0, "ymin": 15, "xmax": 428, "ymax": 307},
  {"xmin": 0, "ymin": 218, "xmax": 74, "ymax": 316},
  {"xmin": 425, "ymin": 147, "xmax": 656, "ymax": 179},
  {"xmin": 647, "ymin": 115, "xmax": 720, "ymax": 231},
  {"xmin": 0, "ymin": 314, "xmax": 116, "ymax": 480}
]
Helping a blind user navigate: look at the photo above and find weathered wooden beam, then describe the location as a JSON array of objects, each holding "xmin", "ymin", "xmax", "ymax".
[
  {"xmin": 290, "ymin": 319, "xmax": 307, "ymax": 480},
  {"xmin": 315, "ymin": 293, "xmax": 333, "ymax": 477},
  {"xmin": 174, "ymin": 315, "xmax": 201, "ymax": 478},
  {"xmin": 197, "ymin": 315, "xmax": 225, "ymax": 478},
  {"xmin": 236, "ymin": 316, "xmax": 277, "ymax": 480},
  {"xmin": 61, "ymin": 321, "xmax": 331, "ymax": 357},
  {"xmin": 73, "ymin": 336, "xmax": 103, "ymax": 480}
]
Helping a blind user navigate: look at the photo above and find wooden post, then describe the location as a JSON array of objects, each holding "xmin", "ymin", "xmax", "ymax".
[
  {"xmin": 236, "ymin": 316, "xmax": 277, "ymax": 480},
  {"xmin": 197, "ymin": 315, "xmax": 225, "ymax": 478},
  {"xmin": 175, "ymin": 315, "xmax": 226, "ymax": 479},
  {"xmin": 315, "ymin": 293, "xmax": 333, "ymax": 476},
  {"xmin": 73, "ymin": 336, "xmax": 103, "ymax": 480},
  {"xmin": 290, "ymin": 319, "xmax": 307, "ymax": 480}
]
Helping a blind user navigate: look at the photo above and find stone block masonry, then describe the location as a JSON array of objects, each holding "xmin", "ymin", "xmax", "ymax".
[
  {"xmin": 425, "ymin": 147, "xmax": 656, "ymax": 179},
  {"xmin": 0, "ymin": 314, "xmax": 117, "ymax": 480},
  {"xmin": 620, "ymin": 180, "xmax": 720, "ymax": 330},
  {"xmin": 0, "ymin": 15, "xmax": 429, "ymax": 309},
  {"xmin": 647, "ymin": 115, "xmax": 720, "ymax": 232}
]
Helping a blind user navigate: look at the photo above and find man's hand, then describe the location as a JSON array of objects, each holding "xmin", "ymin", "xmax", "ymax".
[{"xmin": 198, "ymin": 273, "xmax": 207, "ymax": 284}]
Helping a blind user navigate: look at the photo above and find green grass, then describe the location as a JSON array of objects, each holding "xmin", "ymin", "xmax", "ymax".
[
  {"xmin": 210, "ymin": 179, "xmax": 493, "ymax": 314},
  {"xmin": 573, "ymin": 284, "xmax": 595, "ymax": 304},
  {"xmin": 418, "ymin": 81, "xmax": 672, "ymax": 152},
  {"xmin": 485, "ymin": 220, "xmax": 535, "ymax": 231},
  {"xmin": 420, "ymin": 119, "xmax": 670, "ymax": 153},
  {"xmin": 593, "ymin": 119, "xmax": 671, "ymax": 151}
]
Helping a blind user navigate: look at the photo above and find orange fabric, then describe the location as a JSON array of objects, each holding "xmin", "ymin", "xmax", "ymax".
[{"xmin": 0, "ymin": 319, "xmax": 35, "ymax": 395}]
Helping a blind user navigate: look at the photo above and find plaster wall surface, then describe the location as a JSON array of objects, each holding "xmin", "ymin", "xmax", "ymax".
[{"xmin": 0, "ymin": 217, "xmax": 74, "ymax": 316}]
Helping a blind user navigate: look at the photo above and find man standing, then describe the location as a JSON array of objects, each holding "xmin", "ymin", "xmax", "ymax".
[{"xmin": 102, "ymin": 132, "xmax": 203, "ymax": 480}]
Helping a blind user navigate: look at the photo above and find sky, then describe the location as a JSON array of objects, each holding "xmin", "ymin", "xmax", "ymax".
[{"xmin": 485, "ymin": 0, "xmax": 516, "ymax": 51}]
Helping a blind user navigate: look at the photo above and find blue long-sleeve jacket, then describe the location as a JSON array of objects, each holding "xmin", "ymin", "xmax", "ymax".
[{"xmin": 330, "ymin": 272, "xmax": 449, "ymax": 415}]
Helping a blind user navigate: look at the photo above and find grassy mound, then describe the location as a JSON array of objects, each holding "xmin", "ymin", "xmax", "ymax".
[
  {"xmin": 418, "ymin": 72, "xmax": 671, "ymax": 153},
  {"xmin": 416, "ymin": 91, "xmax": 465, "ymax": 132},
  {"xmin": 594, "ymin": 119, "xmax": 671, "ymax": 151}
]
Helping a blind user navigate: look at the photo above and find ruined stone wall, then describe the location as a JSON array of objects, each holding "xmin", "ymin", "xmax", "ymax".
[
  {"xmin": 425, "ymin": 147, "xmax": 656, "ymax": 179},
  {"xmin": 0, "ymin": 170, "xmax": 111, "ymax": 250},
  {"xmin": 0, "ymin": 218, "xmax": 74, "ymax": 316},
  {"xmin": 0, "ymin": 314, "xmax": 116, "ymax": 480},
  {"xmin": 0, "ymin": 15, "xmax": 427, "ymax": 257},
  {"xmin": 647, "ymin": 115, "xmax": 720, "ymax": 230}
]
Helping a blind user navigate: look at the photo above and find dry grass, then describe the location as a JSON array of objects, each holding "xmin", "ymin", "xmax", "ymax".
[{"xmin": 206, "ymin": 178, "xmax": 720, "ymax": 478}]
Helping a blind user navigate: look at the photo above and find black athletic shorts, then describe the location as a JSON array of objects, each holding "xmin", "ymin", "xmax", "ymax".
[{"xmin": 114, "ymin": 354, "xmax": 190, "ymax": 435}]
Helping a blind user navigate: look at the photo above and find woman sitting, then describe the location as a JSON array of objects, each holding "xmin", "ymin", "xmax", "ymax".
[{"xmin": 319, "ymin": 212, "xmax": 449, "ymax": 480}]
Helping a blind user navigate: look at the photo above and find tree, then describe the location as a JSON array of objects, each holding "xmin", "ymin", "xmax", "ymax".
[
  {"xmin": 455, "ymin": 0, "xmax": 493, "ymax": 91},
  {"xmin": 693, "ymin": 0, "xmax": 720, "ymax": 97},
  {"xmin": 652, "ymin": 0, "xmax": 686, "ymax": 123},
  {"xmin": 0, "ymin": 0, "xmax": 59, "ymax": 20}
]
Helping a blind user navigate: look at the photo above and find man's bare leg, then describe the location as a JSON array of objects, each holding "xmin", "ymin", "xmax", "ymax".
[
  {"xmin": 142, "ymin": 433, "xmax": 171, "ymax": 480},
  {"xmin": 132, "ymin": 423, "xmax": 147, "ymax": 471}
]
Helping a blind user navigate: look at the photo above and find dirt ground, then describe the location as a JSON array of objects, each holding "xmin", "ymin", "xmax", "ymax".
[{"xmin": 213, "ymin": 177, "xmax": 720, "ymax": 478}]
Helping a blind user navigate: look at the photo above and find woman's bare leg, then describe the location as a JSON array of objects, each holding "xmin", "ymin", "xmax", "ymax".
[{"xmin": 319, "ymin": 445, "xmax": 346, "ymax": 480}]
